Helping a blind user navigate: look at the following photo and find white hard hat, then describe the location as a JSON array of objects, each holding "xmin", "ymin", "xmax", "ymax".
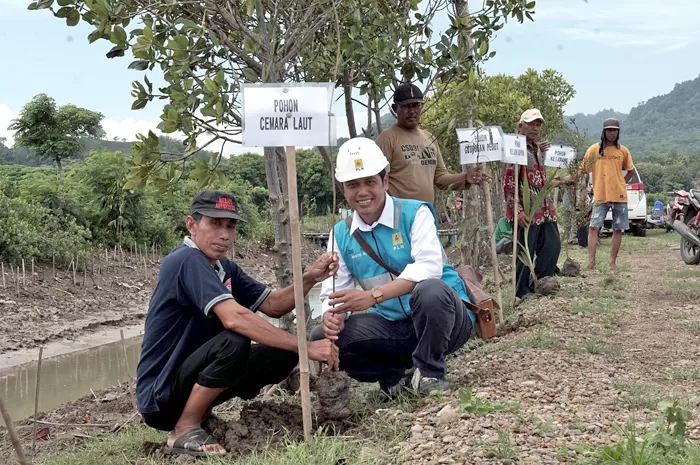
[{"xmin": 335, "ymin": 137, "xmax": 389, "ymax": 182}]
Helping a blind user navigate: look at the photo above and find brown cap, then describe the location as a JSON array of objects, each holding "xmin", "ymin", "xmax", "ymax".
[{"xmin": 603, "ymin": 118, "xmax": 620, "ymax": 129}]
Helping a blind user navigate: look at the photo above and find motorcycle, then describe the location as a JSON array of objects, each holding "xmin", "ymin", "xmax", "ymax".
[
  {"xmin": 664, "ymin": 190, "xmax": 689, "ymax": 232},
  {"xmin": 669, "ymin": 189, "xmax": 700, "ymax": 265}
]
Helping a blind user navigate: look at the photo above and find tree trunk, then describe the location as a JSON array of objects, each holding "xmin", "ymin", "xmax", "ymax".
[
  {"xmin": 343, "ymin": 68, "xmax": 357, "ymax": 138},
  {"xmin": 454, "ymin": 0, "xmax": 482, "ymax": 267},
  {"xmin": 374, "ymin": 98, "xmax": 382, "ymax": 134},
  {"xmin": 55, "ymin": 156, "xmax": 63, "ymax": 175},
  {"xmin": 264, "ymin": 146, "xmax": 294, "ymax": 330}
]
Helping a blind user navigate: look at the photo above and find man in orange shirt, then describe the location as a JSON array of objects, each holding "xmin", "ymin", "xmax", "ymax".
[{"xmin": 583, "ymin": 118, "xmax": 635, "ymax": 270}]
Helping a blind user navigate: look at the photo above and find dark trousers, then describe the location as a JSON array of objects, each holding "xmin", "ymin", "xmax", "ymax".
[
  {"xmin": 515, "ymin": 221, "xmax": 561, "ymax": 298},
  {"xmin": 310, "ymin": 279, "xmax": 472, "ymax": 388},
  {"xmin": 142, "ymin": 331, "xmax": 298, "ymax": 431}
]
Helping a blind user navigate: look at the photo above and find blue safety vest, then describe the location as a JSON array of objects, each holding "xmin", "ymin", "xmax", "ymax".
[{"xmin": 334, "ymin": 197, "xmax": 475, "ymax": 323}]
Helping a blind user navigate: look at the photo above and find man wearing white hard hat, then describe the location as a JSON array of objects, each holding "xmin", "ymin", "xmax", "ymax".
[
  {"xmin": 503, "ymin": 109, "xmax": 562, "ymax": 301},
  {"xmin": 310, "ymin": 137, "xmax": 476, "ymax": 397}
]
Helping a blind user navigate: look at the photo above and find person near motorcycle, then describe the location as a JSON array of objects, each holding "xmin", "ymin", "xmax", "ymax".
[{"xmin": 582, "ymin": 118, "xmax": 635, "ymax": 271}]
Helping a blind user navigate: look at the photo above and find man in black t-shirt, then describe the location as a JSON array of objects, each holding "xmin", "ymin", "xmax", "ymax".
[{"xmin": 136, "ymin": 190, "xmax": 339, "ymax": 458}]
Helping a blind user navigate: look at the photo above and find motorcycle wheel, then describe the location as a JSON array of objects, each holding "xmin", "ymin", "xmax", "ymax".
[{"xmin": 680, "ymin": 223, "xmax": 700, "ymax": 265}]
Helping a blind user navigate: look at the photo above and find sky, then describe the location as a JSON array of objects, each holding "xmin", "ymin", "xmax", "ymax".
[{"xmin": 0, "ymin": 0, "xmax": 699, "ymax": 153}]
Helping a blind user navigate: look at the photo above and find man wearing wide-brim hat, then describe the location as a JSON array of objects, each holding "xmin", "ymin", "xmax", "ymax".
[{"xmin": 583, "ymin": 118, "xmax": 635, "ymax": 270}]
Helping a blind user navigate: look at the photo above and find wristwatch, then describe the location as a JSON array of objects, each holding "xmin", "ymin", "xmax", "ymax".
[{"xmin": 371, "ymin": 287, "xmax": 384, "ymax": 305}]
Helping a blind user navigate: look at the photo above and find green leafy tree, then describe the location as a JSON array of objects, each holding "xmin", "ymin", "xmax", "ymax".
[
  {"xmin": 8, "ymin": 93, "xmax": 105, "ymax": 173},
  {"xmin": 296, "ymin": 149, "xmax": 334, "ymax": 215},
  {"xmin": 30, "ymin": 0, "xmax": 537, "ymax": 296},
  {"xmin": 423, "ymin": 69, "xmax": 576, "ymax": 169}
]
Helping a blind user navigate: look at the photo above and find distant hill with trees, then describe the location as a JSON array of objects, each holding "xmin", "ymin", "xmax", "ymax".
[{"xmin": 566, "ymin": 74, "xmax": 700, "ymax": 160}]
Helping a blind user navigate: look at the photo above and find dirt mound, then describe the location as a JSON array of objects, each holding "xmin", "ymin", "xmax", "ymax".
[
  {"xmin": 534, "ymin": 276, "xmax": 560, "ymax": 295},
  {"xmin": 314, "ymin": 370, "xmax": 352, "ymax": 421},
  {"xmin": 560, "ymin": 258, "xmax": 581, "ymax": 277}
]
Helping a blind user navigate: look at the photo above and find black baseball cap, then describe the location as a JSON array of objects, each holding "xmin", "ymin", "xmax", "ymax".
[
  {"xmin": 190, "ymin": 190, "xmax": 245, "ymax": 221},
  {"xmin": 393, "ymin": 83, "xmax": 424, "ymax": 105}
]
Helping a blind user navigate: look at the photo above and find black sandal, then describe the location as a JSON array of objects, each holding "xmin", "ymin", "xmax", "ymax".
[{"xmin": 164, "ymin": 427, "xmax": 225, "ymax": 457}]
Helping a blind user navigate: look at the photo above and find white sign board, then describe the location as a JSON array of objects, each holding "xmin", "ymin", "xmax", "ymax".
[
  {"xmin": 502, "ymin": 134, "xmax": 528, "ymax": 166},
  {"xmin": 241, "ymin": 83, "xmax": 336, "ymax": 147},
  {"xmin": 456, "ymin": 126, "xmax": 504, "ymax": 164},
  {"xmin": 544, "ymin": 145, "xmax": 576, "ymax": 168}
]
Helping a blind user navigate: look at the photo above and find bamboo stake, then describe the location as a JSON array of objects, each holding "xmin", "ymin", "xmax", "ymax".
[
  {"xmin": 32, "ymin": 346, "xmax": 44, "ymax": 454},
  {"xmin": 1, "ymin": 262, "xmax": 5, "ymax": 289},
  {"xmin": 0, "ymin": 393, "xmax": 29, "ymax": 465},
  {"xmin": 52, "ymin": 255, "xmax": 55, "ymax": 281},
  {"xmin": 72, "ymin": 257, "xmax": 77, "ymax": 286},
  {"xmin": 120, "ymin": 330, "xmax": 134, "ymax": 381},
  {"xmin": 482, "ymin": 181, "xmax": 503, "ymax": 323},
  {"xmin": 22, "ymin": 259, "xmax": 26, "ymax": 288},
  {"xmin": 31, "ymin": 258, "xmax": 34, "ymax": 285},
  {"xmin": 512, "ymin": 165, "xmax": 519, "ymax": 307},
  {"xmin": 284, "ymin": 145, "xmax": 312, "ymax": 441},
  {"xmin": 143, "ymin": 256, "xmax": 147, "ymax": 282},
  {"xmin": 16, "ymin": 266, "xmax": 20, "ymax": 297}
]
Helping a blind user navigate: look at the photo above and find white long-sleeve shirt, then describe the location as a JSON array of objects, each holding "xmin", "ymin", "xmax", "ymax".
[{"xmin": 320, "ymin": 194, "xmax": 445, "ymax": 314}]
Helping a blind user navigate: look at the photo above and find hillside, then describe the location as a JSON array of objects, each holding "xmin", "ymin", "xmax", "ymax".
[{"xmin": 566, "ymin": 74, "xmax": 700, "ymax": 160}]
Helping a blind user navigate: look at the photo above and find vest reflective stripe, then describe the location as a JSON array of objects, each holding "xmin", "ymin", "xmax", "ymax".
[
  {"xmin": 335, "ymin": 197, "xmax": 474, "ymax": 323},
  {"xmin": 357, "ymin": 272, "xmax": 394, "ymax": 291}
]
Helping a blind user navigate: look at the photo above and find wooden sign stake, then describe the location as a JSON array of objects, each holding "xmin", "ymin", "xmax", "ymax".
[
  {"xmin": 511, "ymin": 166, "xmax": 519, "ymax": 307},
  {"xmin": 32, "ymin": 346, "xmax": 44, "ymax": 454},
  {"xmin": 482, "ymin": 180, "xmax": 503, "ymax": 323},
  {"xmin": 284, "ymin": 145, "xmax": 312, "ymax": 441}
]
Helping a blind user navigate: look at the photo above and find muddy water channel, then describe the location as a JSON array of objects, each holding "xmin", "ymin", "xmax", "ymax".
[
  {"xmin": 0, "ymin": 286, "xmax": 323, "ymax": 425},
  {"xmin": 0, "ymin": 336, "xmax": 142, "ymax": 425}
]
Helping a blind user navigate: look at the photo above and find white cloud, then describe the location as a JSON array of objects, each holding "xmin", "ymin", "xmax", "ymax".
[
  {"xmin": 0, "ymin": 104, "xmax": 18, "ymax": 145},
  {"xmin": 536, "ymin": 0, "xmax": 700, "ymax": 53}
]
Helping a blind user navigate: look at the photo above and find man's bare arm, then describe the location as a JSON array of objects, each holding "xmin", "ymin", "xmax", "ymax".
[
  {"xmin": 213, "ymin": 299, "xmax": 299, "ymax": 351},
  {"xmin": 257, "ymin": 276, "xmax": 316, "ymax": 318}
]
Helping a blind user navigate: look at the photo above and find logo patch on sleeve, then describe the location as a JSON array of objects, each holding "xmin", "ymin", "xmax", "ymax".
[{"xmin": 224, "ymin": 278, "xmax": 232, "ymax": 290}]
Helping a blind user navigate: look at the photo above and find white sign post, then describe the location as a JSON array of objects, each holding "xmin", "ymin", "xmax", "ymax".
[
  {"xmin": 242, "ymin": 83, "xmax": 335, "ymax": 441},
  {"xmin": 457, "ymin": 126, "xmax": 504, "ymax": 165},
  {"xmin": 544, "ymin": 145, "xmax": 576, "ymax": 212},
  {"xmin": 502, "ymin": 134, "xmax": 529, "ymax": 306},
  {"xmin": 456, "ymin": 126, "xmax": 505, "ymax": 322},
  {"xmin": 544, "ymin": 145, "xmax": 576, "ymax": 169},
  {"xmin": 241, "ymin": 83, "xmax": 336, "ymax": 147}
]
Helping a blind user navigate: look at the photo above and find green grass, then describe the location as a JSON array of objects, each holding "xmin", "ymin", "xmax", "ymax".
[
  {"xmin": 301, "ymin": 214, "xmax": 335, "ymax": 233},
  {"xmin": 518, "ymin": 328, "xmax": 564, "ymax": 350},
  {"xmin": 615, "ymin": 382, "xmax": 662, "ymax": 410},
  {"xmin": 666, "ymin": 269, "xmax": 700, "ymax": 279},
  {"xmin": 568, "ymin": 339, "xmax": 618, "ymax": 356},
  {"xmin": 37, "ymin": 425, "xmax": 392, "ymax": 465},
  {"xmin": 483, "ymin": 428, "xmax": 517, "ymax": 461},
  {"xmin": 569, "ymin": 295, "xmax": 624, "ymax": 316},
  {"xmin": 664, "ymin": 366, "xmax": 700, "ymax": 382},
  {"xmin": 683, "ymin": 321, "xmax": 700, "ymax": 332}
]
